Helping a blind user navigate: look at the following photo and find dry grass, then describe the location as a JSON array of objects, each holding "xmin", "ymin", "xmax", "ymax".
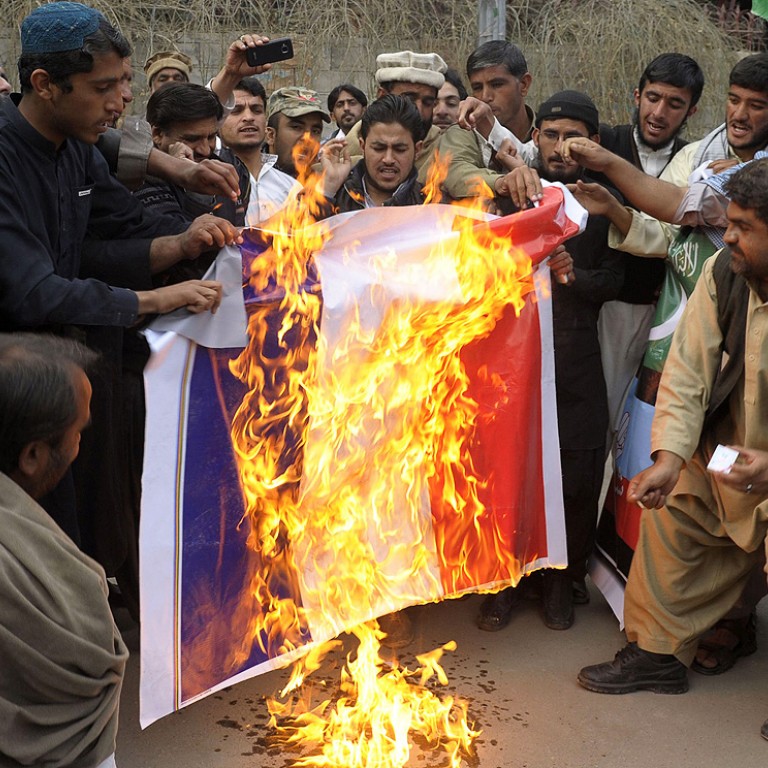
[
  {"xmin": 1, "ymin": 0, "xmax": 749, "ymax": 133},
  {"xmin": 514, "ymin": 0, "xmax": 744, "ymax": 133}
]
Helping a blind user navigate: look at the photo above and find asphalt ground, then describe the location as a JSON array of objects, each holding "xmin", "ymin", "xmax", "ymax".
[{"xmin": 114, "ymin": 582, "xmax": 768, "ymax": 768}]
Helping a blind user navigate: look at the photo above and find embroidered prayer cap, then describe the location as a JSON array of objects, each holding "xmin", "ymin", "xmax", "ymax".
[
  {"xmin": 375, "ymin": 51, "xmax": 447, "ymax": 90},
  {"xmin": 143, "ymin": 51, "xmax": 193, "ymax": 85},
  {"xmin": 536, "ymin": 90, "xmax": 599, "ymax": 136},
  {"xmin": 267, "ymin": 86, "xmax": 331, "ymax": 122},
  {"xmin": 21, "ymin": 2, "xmax": 104, "ymax": 54}
]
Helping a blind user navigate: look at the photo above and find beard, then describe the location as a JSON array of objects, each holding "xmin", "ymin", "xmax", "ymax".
[
  {"xmin": 728, "ymin": 120, "xmax": 768, "ymax": 154},
  {"xmin": 633, "ymin": 108, "xmax": 685, "ymax": 151},
  {"xmin": 532, "ymin": 152, "xmax": 583, "ymax": 184}
]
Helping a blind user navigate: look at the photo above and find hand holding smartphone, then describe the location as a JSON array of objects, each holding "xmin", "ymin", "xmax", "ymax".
[{"xmin": 245, "ymin": 37, "xmax": 294, "ymax": 67}]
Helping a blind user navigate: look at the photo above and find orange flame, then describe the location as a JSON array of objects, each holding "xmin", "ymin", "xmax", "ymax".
[
  {"xmin": 224, "ymin": 147, "xmax": 534, "ymax": 766},
  {"xmin": 267, "ymin": 626, "xmax": 480, "ymax": 768}
]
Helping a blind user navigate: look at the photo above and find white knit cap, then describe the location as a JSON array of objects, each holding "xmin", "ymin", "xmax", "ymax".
[{"xmin": 375, "ymin": 50, "xmax": 447, "ymax": 90}]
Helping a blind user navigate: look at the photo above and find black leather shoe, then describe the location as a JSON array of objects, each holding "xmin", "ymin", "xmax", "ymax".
[
  {"xmin": 761, "ymin": 718, "xmax": 768, "ymax": 741},
  {"xmin": 542, "ymin": 570, "xmax": 574, "ymax": 630},
  {"xmin": 477, "ymin": 586, "xmax": 520, "ymax": 631},
  {"xmin": 578, "ymin": 642, "xmax": 689, "ymax": 694}
]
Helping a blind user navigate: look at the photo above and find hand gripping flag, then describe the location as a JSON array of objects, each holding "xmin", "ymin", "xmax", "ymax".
[{"xmin": 139, "ymin": 187, "xmax": 585, "ymax": 727}]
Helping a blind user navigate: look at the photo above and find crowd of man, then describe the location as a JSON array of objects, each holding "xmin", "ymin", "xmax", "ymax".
[{"xmin": 2, "ymin": 0, "xmax": 768, "ymax": 764}]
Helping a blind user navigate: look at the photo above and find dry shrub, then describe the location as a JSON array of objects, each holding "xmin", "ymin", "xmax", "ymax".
[
  {"xmin": 0, "ymin": 0, "xmax": 743, "ymax": 134},
  {"xmin": 513, "ymin": 0, "xmax": 742, "ymax": 135}
]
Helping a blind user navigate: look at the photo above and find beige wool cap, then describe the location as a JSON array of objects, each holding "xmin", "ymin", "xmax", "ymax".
[
  {"xmin": 375, "ymin": 50, "xmax": 447, "ymax": 90},
  {"xmin": 144, "ymin": 51, "xmax": 193, "ymax": 85}
]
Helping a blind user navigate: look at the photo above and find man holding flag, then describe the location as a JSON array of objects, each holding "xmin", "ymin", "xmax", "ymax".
[{"xmin": 477, "ymin": 91, "xmax": 624, "ymax": 632}]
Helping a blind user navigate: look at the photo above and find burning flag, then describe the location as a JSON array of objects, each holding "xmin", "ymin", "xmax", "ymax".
[{"xmin": 139, "ymin": 187, "xmax": 584, "ymax": 738}]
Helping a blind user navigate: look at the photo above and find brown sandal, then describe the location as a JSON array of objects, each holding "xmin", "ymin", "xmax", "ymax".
[{"xmin": 691, "ymin": 612, "xmax": 757, "ymax": 676}]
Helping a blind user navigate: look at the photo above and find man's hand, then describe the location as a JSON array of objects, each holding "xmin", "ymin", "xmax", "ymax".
[
  {"xmin": 178, "ymin": 214, "xmax": 242, "ymax": 260},
  {"xmin": 560, "ymin": 137, "xmax": 613, "ymax": 172},
  {"xmin": 568, "ymin": 180, "xmax": 633, "ymax": 236},
  {"xmin": 136, "ymin": 280, "xmax": 223, "ymax": 316},
  {"xmin": 707, "ymin": 158, "xmax": 739, "ymax": 175},
  {"xmin": 146, "ymin": 151, "xmax": 240, "ymax": 201},
  {"xmin": 223, "ymin": 34, "xmax": 273, "ymax": 78},
  {"xmin": 547, "ymin": 244, "xmax": 574, "ymax": 285},
  {"xmin": 711, "ymin": 446, "xmax": 768, "ymax": 497},
  {"xmin": 318, "ymin": 138, "xmax": 352, "ymax": 197},
  {"xmin": 568, "ymin": 180, "xmax": 617, "ymax": 217},
  {"xmin": 494, "ymin": 165, "xmax": 543, "ymax": 209},
  {"xmin": 627, "ymin": 450, "xmax": 684, "ymax": 509},
  {"xmin": 168, "ymin": 141, "xmax": 194, "ymax": 161},
  {"xmin": 148, "ymin": 215, "xmax": 242, "ymax": 274},
  {"xmin": 457, "ymin": 96, "xmax": 496, "ymax": 138},
  {"xmin": 177, "ymin": 158, "xmax": 240, "ymax": 200},
  {"xmin": 209, "ymin": 34, "xmax": 273, "ymax": 107},
  {"xmin": 494, "ymin": 138, "xmax": 524, "ymax": 171}
]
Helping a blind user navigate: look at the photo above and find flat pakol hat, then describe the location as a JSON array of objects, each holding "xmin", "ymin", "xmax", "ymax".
[
  {"xmin": 21, "ymin": 1, "xmax": 103, "ymax": 54},
  {"xmin": 375, "ymin": 50, "xmax": 447, "ymax": 90}
]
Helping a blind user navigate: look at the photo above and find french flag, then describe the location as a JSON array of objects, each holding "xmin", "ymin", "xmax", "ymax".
[{"xmin": 139, "ymin": 187, "xmax": 584, "ymax": 727}]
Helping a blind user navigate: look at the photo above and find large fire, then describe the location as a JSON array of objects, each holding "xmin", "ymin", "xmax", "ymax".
[{"xmin": 225, "ymin": 139, "xmax": 538, "ymax": 767}]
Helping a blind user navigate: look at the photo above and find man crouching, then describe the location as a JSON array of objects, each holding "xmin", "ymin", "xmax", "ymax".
[{"xmin": 0, "ymin": 333, "xmax": 127, "ymax": 768}]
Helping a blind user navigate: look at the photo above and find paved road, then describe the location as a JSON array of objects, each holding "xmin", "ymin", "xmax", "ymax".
[{"xmin": 115, "ymin": 586, "xmax": 768, "ymax": 768}]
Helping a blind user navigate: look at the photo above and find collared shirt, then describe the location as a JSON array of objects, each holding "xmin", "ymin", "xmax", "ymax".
[
  {"xmin": 245, "ymin": 153, "xmax": 301, "ymax": 226},
  {"xmin": 322, "ymin": 127, "xmax": 346, "ymax": 144},
  {"xmin": 632, "ymin": 125, "xmax": 677, "ymax": 178},
  {"xmin": 330, "ymin": 161, "xmax": 426, "ymax": 215},
  {"xmin": 0, "ymin": 97, "xmax": 174, "ymax": 330},
  {"xmin": 358, "ymin": 174, "xmax": 414, "ymax": 208},
  {"xmin": 483, "ymin": 104, "xmax": 538, "ymax": 166}
]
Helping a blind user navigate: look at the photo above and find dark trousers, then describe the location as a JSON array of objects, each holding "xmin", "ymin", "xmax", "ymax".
[{"xmin": 560, "ymin": 447, "xmax": 605, "ymax": 580}]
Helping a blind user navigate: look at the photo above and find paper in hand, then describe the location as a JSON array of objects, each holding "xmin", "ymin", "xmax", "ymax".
[{"xmin": 707, "ymin": 444, "xmax": 739, "ymax": 474}]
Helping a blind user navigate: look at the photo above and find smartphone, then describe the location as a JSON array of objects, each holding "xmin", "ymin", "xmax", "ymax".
[{"xmin": 245, "ymin": 37, "xmax": 294, "ymax": 67}]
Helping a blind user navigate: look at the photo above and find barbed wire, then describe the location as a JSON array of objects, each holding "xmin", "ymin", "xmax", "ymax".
[{"xmin": 1, "ymin": 0, "xmax": 746, "ymax": 131}]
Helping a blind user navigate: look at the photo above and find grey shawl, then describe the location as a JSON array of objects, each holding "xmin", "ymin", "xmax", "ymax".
[{"xmin": 0, "ymin": 472, "xmax": 128, "ymax": 767}]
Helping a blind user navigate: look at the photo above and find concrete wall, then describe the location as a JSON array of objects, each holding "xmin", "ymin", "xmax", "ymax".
[
  {"xmin": 0, "ymin": 30, "xmax": 392, "ymax": 114},
  {"xmin": 0, "ymin": 27, "xmax": 734, "ymax": 135}
]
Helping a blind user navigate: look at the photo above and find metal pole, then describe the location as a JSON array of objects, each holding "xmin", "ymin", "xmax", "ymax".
[{"xmin": 477, "ymin": 0, "xmax": 506, "ymax": 45}]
